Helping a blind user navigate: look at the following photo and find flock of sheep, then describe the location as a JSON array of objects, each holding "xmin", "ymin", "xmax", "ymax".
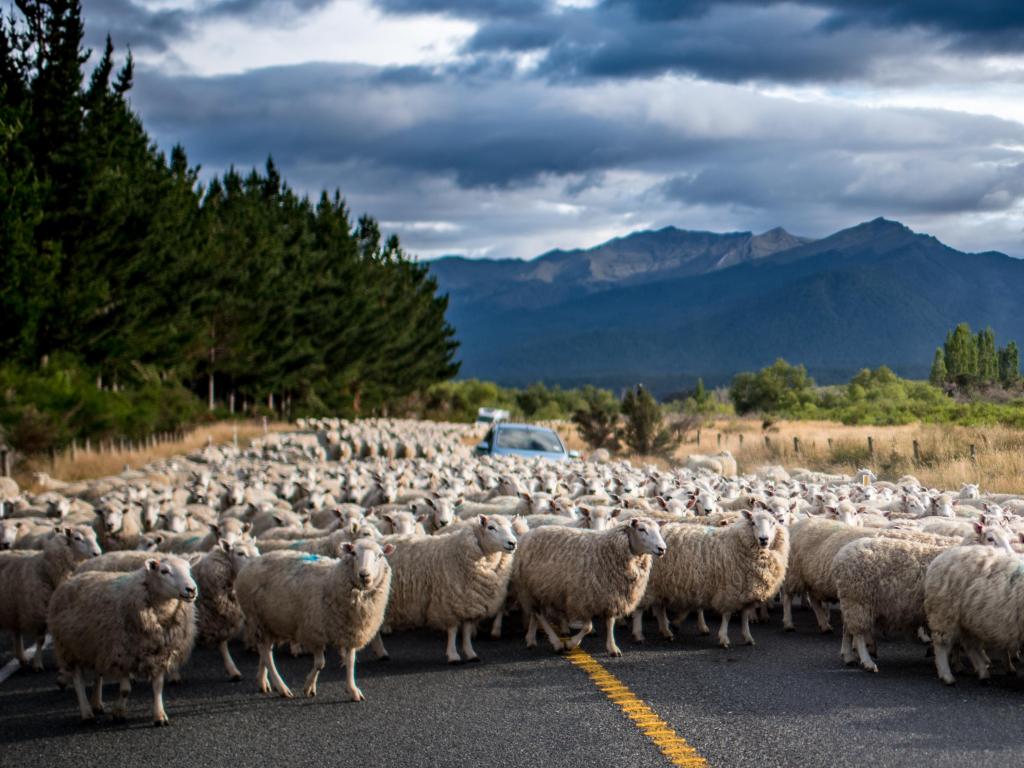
[{"xmin": 1, "ymin": 417, "xmax": 1023, "ymax": 728}]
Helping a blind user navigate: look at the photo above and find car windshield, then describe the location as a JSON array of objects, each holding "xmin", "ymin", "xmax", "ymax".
[{"xmin": 495, "ymin": 428, "xmax": 563, "ymax": 453}]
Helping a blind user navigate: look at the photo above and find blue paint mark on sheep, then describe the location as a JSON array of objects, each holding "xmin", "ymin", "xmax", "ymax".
[
  {"xmin": 289, "ymin": 540, "xmax": 308, "ymax": 549},
  {"xmin": 185, "ymin": 536, "xmax": 200, "ymax": 547},
  {"xmin": 300, "ymin": 553, "xmax": 321, "ymax": 563}
]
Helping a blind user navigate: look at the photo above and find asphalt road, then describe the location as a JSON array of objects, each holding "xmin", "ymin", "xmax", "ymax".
[{"xmin": 2, "ymin": 606, "xmax": 1023, "ymax": 768}]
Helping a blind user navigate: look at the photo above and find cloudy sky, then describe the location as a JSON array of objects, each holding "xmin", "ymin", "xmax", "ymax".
[{"xmin": 84, "ymin": 0, "xmax": 1024, "ymax": 259}]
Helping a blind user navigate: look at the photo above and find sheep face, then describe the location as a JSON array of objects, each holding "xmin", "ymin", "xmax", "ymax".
[
  {"xmin": 140, "ymin": 502, "xmax": 161, "ymax": 531},
  {"xmin": 382, "ymin": 512, "xmax": 418, "ymax": 536},
  {"xmin": 931, "ymin": 496, "xmax": 955, "ymax": 519},
  {"xmin": 341, "ymin": 540, "xmax": 394, "ymax": 590},
  {"xmin": 48, "ymin": 498, "xmax": 71, "ymax": 519},
  {"xmin": 577, "ymin": 506, "xmax": 619, "ymax": 531},
  {"xmin": 476, "ymin": 515, "xmax": 517, "ymax": 554},
  {"xmin": 220, "ymin": 539, "xmax": 260, "ymax": 574},
  {"xmin": 65, "ymin": 526, "xmax": 102, "ymax": 559},
  {"xmin": 693, "ymin": 491, "xmax": 719, "ymax": 516},
  {"xmin": 903, "ymin": 496, "xmax": 927, "ymax": 518},
  {"xmin": 0, "ymin": 520, "xmax": 21, "ymax": 549},
  {"xmin": 422, "ymin": 497, "xmax": 454, "ymax": 530},
  {"xmin": 959, "ymin": 483, "xmax": 980, "ymax": 500},
  {"xmin": 98, "ymin": 506, "xmax": 127, "ymax": 535},
  {"xmin": 742, "ymin": 510, "xmax": 779, "ymax": 549},
  {"xmin": 137, "ymin": 533, "xmax": 163, "ymax": 552},
  {"xmin": 973, "ymin": 523, "xmax": 1015, "ymax": 555},
  {"xmin": 625, "ymin": 517, "xmax": 666, "ymax": 557},
  {"xmin": 145, "ymin": 557, "xmax": 197, "ymax": 602},
  {"xmin": 162, "ymin": 510, "xmax": 189, "ymax": 534}
]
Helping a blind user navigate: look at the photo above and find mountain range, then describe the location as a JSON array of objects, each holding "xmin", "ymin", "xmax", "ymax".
[{"xmin": 428, "ymin": 219, "xmax": 1024, "ymax": 395}]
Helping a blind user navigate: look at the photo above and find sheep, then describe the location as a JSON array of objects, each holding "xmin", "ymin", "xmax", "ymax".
[
  {"xmin": 833, "ymin": 537, "xmax": 948, "ymax": 672},
  {"xmin": 0, "ymin": 525, "xmax": 102, "ymax": 670},
  {"xmin": 924, "ymin": 546, "xmax": 1024, "ymax": 685},
  {"xmin": 631, "ymin": 510, "xmax": 788, "ymax": 648},
  {"xmin": 377, "ymin": 515, "xmax": 517, "ymax": 664},
  {"xmin": 94, "ymin": 505, "xmax": 143, "ymax": 551},
  {"xmin": 512, "ymin": 517, "xmax": 666, "ymax": 657},
  {"xmin": 190, "ymin": 539, "xmax": 260, "ymax": 680},
  {"xmin": 1, "ymin": 519, "xmax": 22, "ymax": 550},
  {"xmin": 48, "ymin": 556, "xmax": 197, "ymax": 725},
  {"xmin": 409, "ymin": 496, "xmax": 456, "ymax": 533},
  {"xmin": 235, "ymin": 540, "xmax": 393, "ymax": 701},
  {"xmin": 686, "ymin": 452, "xmax": 735, "ymax": 477}
]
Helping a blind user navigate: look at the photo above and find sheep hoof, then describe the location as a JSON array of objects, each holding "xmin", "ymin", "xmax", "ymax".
[
  {"xmin": 229, "ymin": 673, "xmax": 242, "ymax": 683},
  {"xmin": 863, "ymin": 664, "xmax": 878, "ymax": 674},
  {"xmin": 346, "ymin": 688, "xmax": 365, "ymax": 702},
  {"xmin": 744, "ymin": 639, "xmax": 755, "ymax": 647},
  {"xmin": 698, "ymin": 629, "xmax": 710, "ymax": 637},
  {"xmin": 631, "ymin": 636, "xmax": 645, "ymax": 645},
  {"xmin": 608, "ymin": 649, "xmax": 622, "ymax": 658},
  {"xmin": 942, "ymin": 678, "xmax": 956, "ymax": 686},
  {"xmin": 783, "ymin": 626, "xmax": 795, "ymax": 633},
  {"xmin": 819, "ymin": 626, "xmax": 834, "ymax": 635},
  {"xmin": 448, "ymin": 659, "xmax": 464, "ymax": 666},
  {"xmin": 465, "ymin": 655, "xmax": 481, "ymax": 663},
  {"xmin": 719, "ymin": 641, "xmax": 730, "ymax": 649},
  {"xmin": 154, "ymin": 718, "xmax": 169, "ymax": 727},
  {"xmin": 278, "ymin": 688, "xmax": 295, "ymax": 699}
]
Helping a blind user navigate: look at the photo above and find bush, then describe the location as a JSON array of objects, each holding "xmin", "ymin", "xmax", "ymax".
[
  {"xmin": 572, "ymin": 386, "xmax": 621, "ymax": 451},
  {"xmin": 730, "ymin": 359, "xmax": 817, "ymax": 415},
  {"xmin": 620, "ymin": 384, "xmax": 678, "ymax": 456}
]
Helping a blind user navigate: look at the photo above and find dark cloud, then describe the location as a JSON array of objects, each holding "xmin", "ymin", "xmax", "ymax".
[
  {"xmin": 82, "ymin": 0, "xmax": 190, "ymax": 52},
  {"xmin": 373, "ymin": 0, "xmax": 548, "ymax": 18}
]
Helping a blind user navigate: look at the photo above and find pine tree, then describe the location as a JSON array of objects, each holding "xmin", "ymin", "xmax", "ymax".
[
  {"xmin": 572, "ymin": 386, "xmax": 620, "ymax": 451},
  {"xmin": 977, "ymin": 327, "xmax": 997, "ymax": 384},
  {"xmin": 619, "ymin": 385, "xmax": 677, "ymax": 456},
  {"xmin": 999, "ymin": 341, "xmax": 1020, "ymax": 387},
  {"xmin": 929, "ymin": 348, "xmax": 947, "ymax": 387},
  {"xmin": 694, "ymin": 378, "xmax": 708, "ymax": 406},
  {"xmin": 946, "ymin": 323, "xmax": 978, "ymax": 388}
]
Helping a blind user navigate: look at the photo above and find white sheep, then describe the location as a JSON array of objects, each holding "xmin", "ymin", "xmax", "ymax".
[
  {"xmin": 377, "ymin": 515, "xmax": 517, "ymax": 664},
  {"xmin": 924, "ymin": 546, "xmax": 1024, "ymax": 684},
  {"xmin": 235, "ymin": 540, "xmax": 393, "ymax": 701},
  {"xmin": 631, "ymin": 510, "xmax": 788, "ymax": 648},
  {"xmin": 48, "ymin": 555, "xmax": 197, "ymax": 725},
  {"xmin": 512, "ymin": 517, "xmax": 666, "ymax": 657},
  {"xmin": 0, "ymin": 525, "xmax": 101, "ymax": 670}
]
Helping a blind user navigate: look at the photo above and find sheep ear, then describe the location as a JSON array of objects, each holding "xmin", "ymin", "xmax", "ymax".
[
  {"xmin": 382, "ymin": 543, "xmax": 396, "ymax": 556},
  {"xmin": 242, "ymin": 521, "xmax": 252, "ymax": 533},
  {"xmin": 342, "ymin": 542, "xmax": 356, "ymax": 555},
  {"xmin": 478, "ymin": 515, "xmax": 488, "ymax": 526},
  {"xmin": 209, "ymin": 523, "xmax": 220, "ymax": 535},
  {"xmin": 686, "ymin": 496, "xmax": 697, "ymax": 509},
  {"xmin": 656, "ymin": 496, "xmax": 668, "ymax": 509},
  {"xmin": 629, "ymin": 518, "xmax": 639, "ymax": 529},
  {"xmin": 146, "ymin": 558, "xmax": 160, "ymax": 571},
  {"xmin": 153, "ymin": 534, "xmax": 165, "ymax": 544},
  {"xmin": 425, "ymin": 497, "xmax": 437, "ymax": 509},
  {"xmin": 415, "ymin": 513, "xmax": 428, "ymax": 523},
  {"xmin": 219, "ymin": 539, "xmax": 232, "ymax": 553},
  {"xmin": 742, "ymin": 509, "xmax": 754, "ymax": 521},
  {"xmin": 273, "ymin": 515, "xmax": 284, "ymax": 525},
  {"xmin": 610, "ymin": 508, "xmax": 621, "ymax": 518},
  {"xmin": 973, "ymin": 521, "xmax": 984, "ymax": 535}
]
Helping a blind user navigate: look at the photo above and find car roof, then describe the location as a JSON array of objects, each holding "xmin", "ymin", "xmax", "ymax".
[{"xmin": 494, "ymin": 423, "xmax": 553, "ymax": 433}]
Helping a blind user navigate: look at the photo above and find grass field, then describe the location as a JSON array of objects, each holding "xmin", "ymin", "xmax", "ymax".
[
  {"xmin": 17, "ymin": 420, "xmax": 291, "ymax": 490},
  {"xmin": 552, "ymin": 418, "xmax": 1024, "ymax": 493}
]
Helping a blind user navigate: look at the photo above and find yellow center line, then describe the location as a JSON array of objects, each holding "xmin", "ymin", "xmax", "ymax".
[{"xmin": 564, "ymin": 646, "xmax": 709, "ymax": 768}]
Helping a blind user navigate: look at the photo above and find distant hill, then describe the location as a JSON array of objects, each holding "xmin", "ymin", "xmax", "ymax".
[{"xmin": 429, "ymin": 218, "xmax": 1024, "ymax": 395}]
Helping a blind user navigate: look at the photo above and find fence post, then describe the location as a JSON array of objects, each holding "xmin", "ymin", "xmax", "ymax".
[
  {"xmin": 262, "ymin": 416, "xmax": 268, "ymax": 435},
  {"xmin": 793, "ymin": 436, "xmax": 800, "ymax": 455},
  {"xmin": 913, "ymin": 439, "xmax": 921, "ymax": 465},
  {"xmin": 764, "ymin": 435, "xmax": 771, "ymax": 449},
  {"xmin": 867, "ymin": 436, "xmax": 874, "ymax": 457},
  {"xmin": 738, "ymin": 434, "xmax": 744, "ymax": 447},
  {"xmin": 0, "ymin": 448, "xmax": 8, "ymax": 477},
  {"xmin": 716, "ymin": 433, "xmax": 721, "ymax": 447},
  {"xmin": 827, "ymin": 437, "xmax": 833, "ymax": 450},
  {"xmin": 970, "ymin": 443, "xmax": 977, "ymax": 462}
]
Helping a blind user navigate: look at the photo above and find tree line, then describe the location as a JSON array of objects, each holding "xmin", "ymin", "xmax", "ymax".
[
  {"xmin": 929, "ymin": 323, "xmax": 1019, "ymax": 390},
  {"xmin": 0, "ymin": 2, "xmax": 458, "ymax": 450}
]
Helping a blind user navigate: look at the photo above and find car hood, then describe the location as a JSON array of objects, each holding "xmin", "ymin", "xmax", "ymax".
[{"xmin": 491, "ymin": 447, "xmax": 568, "ymax": 462}]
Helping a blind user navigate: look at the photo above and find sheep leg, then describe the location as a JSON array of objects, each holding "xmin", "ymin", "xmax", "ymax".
[
  {"xmin": 917, "ymin": 626, "xmax": 931, "ymax": 644},
  {"xmin": 740, "ymin": 609, "xmax": 755, "ymax": 646},
  {"xmin": 717, "ymin": 613, "xmax": 733, "ymax": 648},
  {"xmin": 31, "ymin": 634, "xmax": 46, "ymax": 671},
  {"xmin": 565, "ymin": 620, "xmax": 593, "ymax": 651},
  {"xmin": 369, "ymin": 632, "xmax": 389, "ymax": 661},
  {"xmin": 696, "ymin": 610, "xmax": 710, "ymax": 636},
  {"xmin": 525, "ymin": 615, "xmax": 539, "ymax": 649},
  {"xmin": 445, "ymin": 626, "xmax": 462, "ymax": 664},
  {"xmin": 807, "ymin": 596, "xmax": 832, "ymax": 633},
  {"xmin": 489, "ymin": 611, "xmax": 503, "ymax": 640},
  {"xmin": 256, "ymin": 655, "xmax": 270, "ymax": 694},
  {"xmin": 90, "ymin": 674, "xmax": 105, "ymax": 713},
  {"xmin": 113, "ymin": 678, "xmax": 131, "ymax": 721},
  {"xmin": 343, "ymin": 647, "xmax": 364, "ymax": 702},
  {"xmin": 461, "ymin": 621, "xmax": 480, "ymax": 662},
  {"xmin": 1006, "ymin": 650, "xmax": 1017, "ymax": 675},
  {"xmin": 13, "ymin": 633, "xmax": 28, "ymax": 667},
  {"xmin": 933, "ymin": 637, "xmax": 956, "ymax": 685},
  {"xmin": 260, "ymin": 643, "xmax": 293, "ymax": 698},
  {"xmin": 782, "ymin": 592, "xmax": 795, "ymax": 631},
  {"xmin": 841, "ymin": 628, "xmax": 857, "ymax": 665},
  {"xmin": 152, "ymin": 673, "xmax": 168, "ymax": 727},
  {"xmin": 72, "ymin": 668, "xmax": 95, "ymax": 722},
  {"xmin": 655, "ymin": 605, "xmax": 674, "ymax": 641},
  {"xmin": 303, "ymin": 647, "xmax": 326, "ymax": 697},
  {"xmin": 605, "ymin": 616, "xmax": 622, "ymax": 657},
  {"xmin": 855, "ymin": 634, "xmax": 878, "ymax": 673},
  {"xmin": 534, "ymin": 614, "xmax": 564, "ymax": 652},
  {"xmin": 630, "ymin": 610, "xmax": 646, "ymax": 643},
  {"xmin": 964, "ymin": 641, "xmax": 990, "ymax": 681},
  {"xmin": 219, "ymin": 640, "xmax": 242, "ymax": 681}
]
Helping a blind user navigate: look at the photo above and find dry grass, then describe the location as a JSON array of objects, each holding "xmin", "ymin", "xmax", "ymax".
[
  {"xmin": 17, "ymin": 420, "xmax": 291, "ymax": 489},
  {"xmin": 549, "ymin": 417, "xmax": 1024, "ymax": 493}
]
